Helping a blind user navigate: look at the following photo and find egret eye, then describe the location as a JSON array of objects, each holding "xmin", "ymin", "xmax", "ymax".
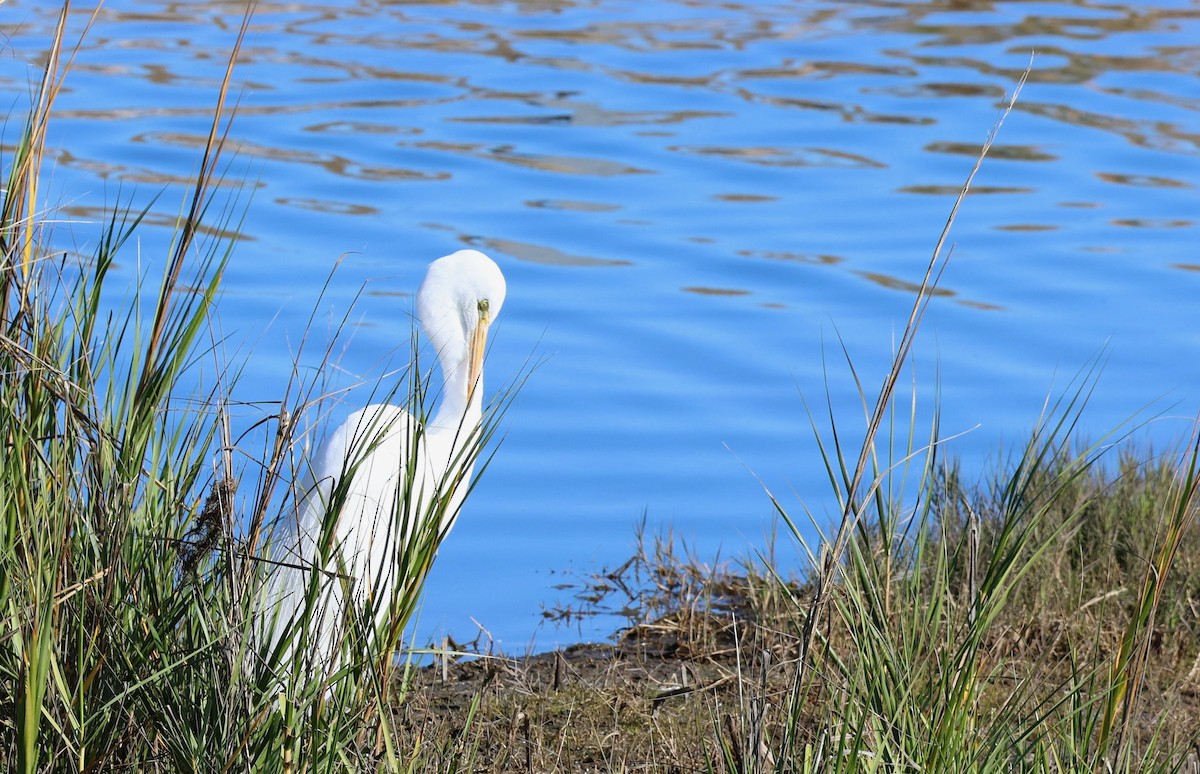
[{"xmin": 478, "ymin": 298, "xmax": 490, "ymax": 319}]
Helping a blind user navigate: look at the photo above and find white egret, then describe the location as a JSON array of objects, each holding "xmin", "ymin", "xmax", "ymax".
[{"xmin": 260, "ymin": 249, "xmax": 506, "ymax": 679}]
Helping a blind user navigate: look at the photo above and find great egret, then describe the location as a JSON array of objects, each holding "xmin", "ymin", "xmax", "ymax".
[{"xmin": 260, "ymin": 249, "xmax": 506, "ymax": 679}]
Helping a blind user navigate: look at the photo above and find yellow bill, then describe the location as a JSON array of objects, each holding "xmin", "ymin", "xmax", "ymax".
[{"xmin": 466, "ymin": 299, "xmax": 491, "ymax": 404}]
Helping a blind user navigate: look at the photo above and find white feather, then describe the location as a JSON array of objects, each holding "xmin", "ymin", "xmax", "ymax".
[{"xmin": 259, "ymin": 249, "xmax": 506, "ymax": 678}]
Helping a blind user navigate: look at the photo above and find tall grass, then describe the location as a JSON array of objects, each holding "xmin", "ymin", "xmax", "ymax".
[
  {"xmin": 748, "ymin": 72, "xmax": 1200, "ymax": 773},
  {"xmin": 0, "ymin": 6, "xmax": 517, "ymax": 771},
  {"xmin": 756, "ymin": 419, "xmax": 1200, "ymax": 772},
  {"xmin": 0, "ymin": 4, "xmax": 236, "ymax": 769}
]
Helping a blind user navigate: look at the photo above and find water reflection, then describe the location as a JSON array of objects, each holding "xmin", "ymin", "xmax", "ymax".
[
  {"xmin": 852, "ymin": 270, "xmax": 1002, "ymax": 312},
  {"xmin": 1113, "ymin": 218, "xmax": 1193, "ymax": 229},
  {"xmin": 1020, "ymin": 100, "xmax": 1199, "ymax": 154},
  {"xmin": 1, "ymin": 0, "xmax": 1193, "ymax": 305},
  {"xmin": 525, "ymin": 199, "xmax": 622, "ymax": 212},
  {"xmin": 668, "ymin": 145, "xmax": 884, "ymax": 168},
  {"xmin": 713, "ymin": 193, "xmax": 777, "ymax": 203},
  {"xmin": 925, "ymin": 142, "xmax": 1057, "ymax": 162},
  {"xmin": 60, "ymin": 206, "xmax": 249, "ymax": 243},
  {"xmin": 994, "ymin": 223, "xmax": 1058, "ymax": 232},
  {"xmin": 897, "ymin": 185, "xmax": 1034, "ymax": 195},
  {"xmin": 683, "ymin": 286, "xmax": 750, "ymax": 297},
  {"xmin": 1096, "ymin": 172, "xmax": 1191, "ymax": 189},
  {"xmin": 737, "ymin": 250, "xmax": 842, "ymax": 267},
  {"xmin": 480, "ymin": 237, "xmax": 631, "ymax": 268},
  {"xmin": 407, "ymin": 140, "xmax": 652, "ymax": 176},
  {"xmin": 276, "ymin": 197, "xmax": 379, "ymax": 216},
  {"xmin": 737, "ymin": 89, "xmax": 936, "ymax": 126},
  {"xmin": 451, "ymin": 98, "xmax": 726, "ymax": 127},
  {"xmin": 307, "ymin": 121, "xmax": 418, "ymax": 136}
]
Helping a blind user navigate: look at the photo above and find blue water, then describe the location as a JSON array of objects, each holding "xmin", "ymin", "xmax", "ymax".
[{"xmin": 2, "ymin": 1, "xmax": 1198, "ymax": 652}]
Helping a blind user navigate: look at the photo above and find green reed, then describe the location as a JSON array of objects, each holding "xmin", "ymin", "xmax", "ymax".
[
  {"xmin": 0, "ymin": 5, "xmax": 518, "ymax": 771},
  {"xmin": 746, "ymin": 71, "xmax": 1200, "ymax": 774}
]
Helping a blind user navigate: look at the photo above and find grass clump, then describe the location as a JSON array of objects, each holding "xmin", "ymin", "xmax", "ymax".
[
  {"xmin": 0, "ymin": 6, "xmax": 239, "ymax": 769},
  {"xmin": 0, "ymin": 6, "xmax": 514, "ymax": 771}
]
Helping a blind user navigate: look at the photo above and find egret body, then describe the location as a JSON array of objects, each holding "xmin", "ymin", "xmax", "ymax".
[{"xmin": 261, "ymin": 249, "xmax": 506, "ymax": 677}]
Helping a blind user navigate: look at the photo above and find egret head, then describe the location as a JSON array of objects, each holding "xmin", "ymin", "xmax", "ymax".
[{"xmin": 417, "ymin": 249, "xmax": 506, "ymax": 406}]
